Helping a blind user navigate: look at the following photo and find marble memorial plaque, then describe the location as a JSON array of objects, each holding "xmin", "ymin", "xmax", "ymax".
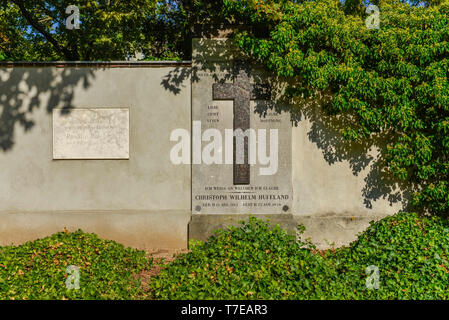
[
  {"xmin": 191, "ymin": 38, "xmax": 292, "ymax": 214},
  {"xmin": 53, "ymin": 108, "xmax": 129, "ymax": 159}
]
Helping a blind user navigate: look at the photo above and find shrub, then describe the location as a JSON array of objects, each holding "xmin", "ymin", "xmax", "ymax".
[
  {"xmin": 149, "ymin": 213, "xmax": 449, "ymax": 300},
  {"xmin": 337, "ymin": 212, "xmax": 449, "ymax": 299},
  {"xmin": 150, "ymin": 217, "xmax": 334, "ymax": 299},
  {"xmin": 0, "ymin": 230, "xmax": 152, "ymax": 300},
  {"xmin": 2, "ymin": 213, "xmax": 449, "ymax": 300}
]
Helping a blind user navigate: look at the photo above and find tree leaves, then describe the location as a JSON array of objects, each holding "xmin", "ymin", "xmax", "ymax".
[
  {"xmin": 149, "ymin": 214, "xmax": 449, "ymax": 299},
  {"xmin": 230, "ymin": 0, "xmax": 449, "ymax": 215}
]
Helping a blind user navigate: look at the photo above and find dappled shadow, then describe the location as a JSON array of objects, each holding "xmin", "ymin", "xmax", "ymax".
[
  {"xmin": 161, "ymin": 66, "xmax": 192, "ymax": 95},
  {"xmin": 0, "ymin": 66, "xmax": 95, "ymax": 151},
  {"xmin": 161, "ymin": 27, "xmax": 255, "ymax": 93},
  {"xmin": 162, "ymin": 35, "xmax": 411, "ymax": 211},
  {"xmin": 266, "ymin": 82, "xmax": 412, "ymax": 210}
]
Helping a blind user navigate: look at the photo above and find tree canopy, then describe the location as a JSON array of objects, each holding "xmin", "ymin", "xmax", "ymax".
[
  {"xmin": 1, "ymin": 0, "xmax": 449, "ymax": 216},
  {"xmin": 0, "ymin": 0, "xmax": 443, "ymax": 61},
  {"xmin": 0, "ymin": 0, "xmax": 231, "ymax": 61}
]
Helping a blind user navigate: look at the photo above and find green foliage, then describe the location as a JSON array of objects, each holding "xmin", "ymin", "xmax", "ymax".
[
  {"xmin": 1, "ymin": 0, "xmax": 442, "ymax": 61},
  {"xmin": 0, "ymin": 0, "xmax": 230, "ymax": 61},
  {"xmin": 149, "ymin": 214, "xmax": 449, "ymax": 299},
  {"xmin": 3, "ymin": 0, "xmax": 449, "ymax": 213},
  {"xmin": 150, "ymin": 217, "xmax": 336, "ymax": 299},
  {"xmin": 150, "ymin": 0, "xmax": 231, "ymax": 60},
  {"xmin": 2, "ymin": 215, "xmax": 449, "ymax": 300},
  {"xmin": 226, "ymin": 0, "xmax": 449, "ymax": 216},
  {"xmin": 339, "ymin": 212, "xmax": 449, "ymax": 299},
  {"xmin": 1, "ymin": 0, "xmax": 159, "ymax": 60},
  {"xmin": 0, "ymin": 229, "xmax": 152, "ymax": 300},
  {"xmin": 0, "ymin": 2, "xmax": 34, "ymax": 61}
]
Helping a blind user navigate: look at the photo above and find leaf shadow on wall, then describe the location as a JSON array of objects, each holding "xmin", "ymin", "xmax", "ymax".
[
  {"xmin": 0, "ymin": 67, "xmax": 95, "ymax": 152},
  {"xmin": 160, "ymin": 36, "xmax": 238, "ymax": 94},
  {"xmin": 259, "ymin": 78, "xmax": 413, "ymax": 211},
  {"xmin": 160, "ymin": 38, "xmax": 412, "ymax": 211}
]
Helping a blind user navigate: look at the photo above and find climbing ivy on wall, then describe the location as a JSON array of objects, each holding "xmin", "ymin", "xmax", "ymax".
[{"xmin": 225, "ymin": 0, "xmax": 449, "ymax": 216}]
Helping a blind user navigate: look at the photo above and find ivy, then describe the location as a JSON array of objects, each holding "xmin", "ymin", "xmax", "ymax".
[
  {"xmin": 0, "ymin": 230, "xmax": 151, "ymax": 300},
  {"xmin": 150, "ymin": 214, "xmax": 449, "ymax": 299},
  {"xmin": 224, "ymin": 0, "xmax": 449, "ymax": 216}
]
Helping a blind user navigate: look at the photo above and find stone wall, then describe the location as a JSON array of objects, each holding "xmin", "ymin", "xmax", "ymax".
[
  {"xmin": 0, "ymin": 63, "xmax": 192, "ymax": 249},
  {"xmin": 291, "ymin": 104, "xmax": 405, "ymax": 247},
  {"xmin": 0, "ymin": 61, "xmax": 406, "ymax": 249}
]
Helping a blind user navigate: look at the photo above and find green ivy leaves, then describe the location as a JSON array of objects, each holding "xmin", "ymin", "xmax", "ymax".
[
  {"xmin": 228, "ymin": 0, "xmax": 449, "ymax": 215},
  {"xmin": 149, "ymin": 214, "xmax": 449, "ymax": 299},
  {"xmin": 0, "ymin": 230, "xmax": 151, "ymax": 300}
]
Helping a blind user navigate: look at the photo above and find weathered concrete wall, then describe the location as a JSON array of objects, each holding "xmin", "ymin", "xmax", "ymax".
[
  {"xmin": 0, "ymin": 62, "xmax": 407, "ymax": 250},
  {"xmin": 291, "ymin": 99, "xmax": 406, "ymax": 248},
  {"xmin": 0, "ymin": 64, "xmax": 191, "ymax": 249}
]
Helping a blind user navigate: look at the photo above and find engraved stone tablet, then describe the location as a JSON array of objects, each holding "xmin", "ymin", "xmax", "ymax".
[
  {"xmin": 191, "ymin": 38, "xmax": 292, "ymax": 215},
  {"xmin": 53, "ymin": 108, "xmax": 129, "ymax": 159}
]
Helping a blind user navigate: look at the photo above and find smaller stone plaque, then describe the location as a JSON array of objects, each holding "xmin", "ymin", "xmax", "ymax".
[{"xmin": 53, "ymin": 108, "xmax": 129, "ymax": 159}]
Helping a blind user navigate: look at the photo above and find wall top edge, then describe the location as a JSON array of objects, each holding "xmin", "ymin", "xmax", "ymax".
[{"xmin": 0, "ymin": 61, "xmax": 192, "ymax": 68}]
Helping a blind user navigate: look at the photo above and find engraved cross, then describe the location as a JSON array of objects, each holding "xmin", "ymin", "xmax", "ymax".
[{"xmin": 212, "ymin": 61, "xmax": 271, "ymax": 185}]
